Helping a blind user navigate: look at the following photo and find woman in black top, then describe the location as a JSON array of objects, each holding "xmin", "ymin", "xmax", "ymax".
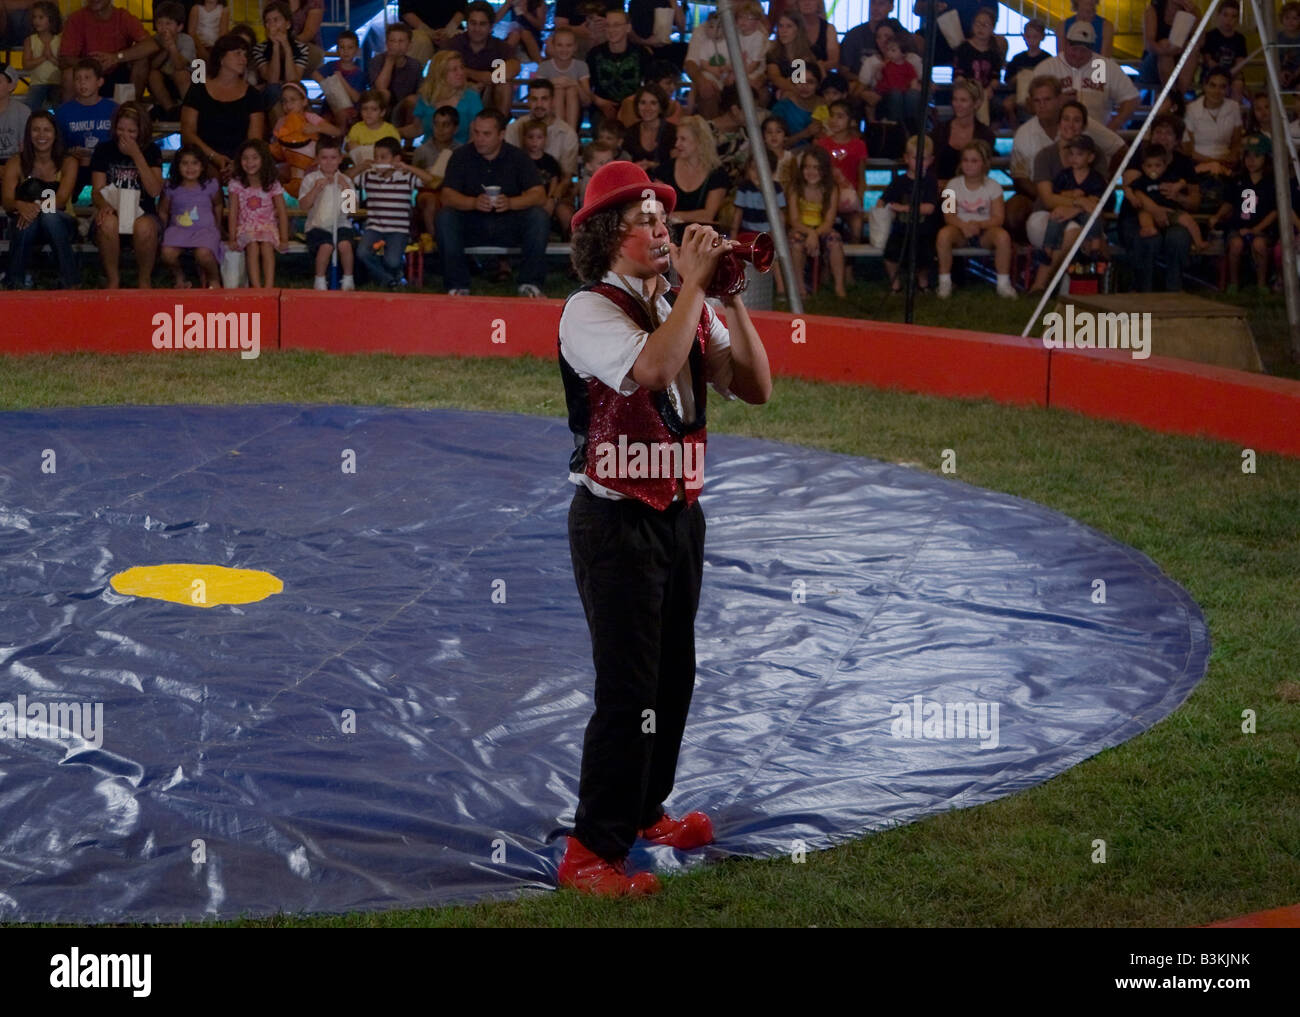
[
  {"xmin": 624, "ymin": 85, "xmax": 677, "ymax": 170},
  {"xmin": 181, "ymin": 33, "xmax": 267, "ymax": 183},
  {"xmin": 796, "ymin": 0, "xmax": 839, "ymax": 72},
  {"xmin": 653, "ymin": 114, "xmax": 728, "ymax": 224},
  {"xmin": 90, "ymin": 102, "xmax": 165, "ymax": 289},
  {"xmin": 929, "ymin": 79, "xmax": 995, "ymax": 184}
]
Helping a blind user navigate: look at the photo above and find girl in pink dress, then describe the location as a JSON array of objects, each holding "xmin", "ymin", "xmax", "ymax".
[{"xmin": 227, "ymin": 139, "xmax": 289, "ymax": 288}]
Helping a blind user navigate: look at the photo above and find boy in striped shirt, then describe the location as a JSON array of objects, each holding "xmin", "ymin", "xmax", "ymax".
[{"xmin": 353, "ymin": 136, "xmax": 435, "ymax": 287}]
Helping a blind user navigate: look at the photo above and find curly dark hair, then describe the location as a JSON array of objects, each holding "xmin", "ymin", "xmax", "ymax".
[{"xmin": 571, "ymin": 206, "xmax": 628, "ymax": 283}]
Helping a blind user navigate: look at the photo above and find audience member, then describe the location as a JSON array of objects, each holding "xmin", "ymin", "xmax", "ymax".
[
  {"xmin": 1060, "ymin": 0, "xmax": 1114, "ymax": 57},
  {"xmin": 55, "ymin": 58, "xmax": 114, "ymax": 191},
  {"xmin": 450, "ymin": 2, "xmax": 520, "ymax": 115},
  {"xmin": 1034, "ymin": 21, "xmax": 1138, "ymax": 131},
  {"xmin": 937, "ymin": 139, "xmax": 1016, "ymax": 298},
  {"xmin": 436, "ymin": 108, "xmax": 549, "ymax": 297},
  {"xmin": 187, "ymin": 0, "xmax": 230, "ymax": 64},
  {"xmin": 181, "ymin": 33, "xmax": 266, "ymax": 183},
  {"xmin": 408, "ymin": 51, "xmax": 482, "ymax": 147},
  {"xmin": 588, "ymin": 9, "xmax": 651, "ymax": 122},
  {"xmin": 651, "ymin": 114, "xmax": 726, "ymax": 224},
  {"xmin": 536, "ymin": 26, "xmax": 592, "ymax": 129},
  {"xmin": 786, "ymin": 144, "xmax": 846, "ymax": 296},
  {"xmin": 504, "ymin": 79, "xmax": 579, "ymax": 177},
  {"xmin": 1142, "ymin": 0, "xmax": 1201, "ymax": 91},
  {"xmin": 59, "ymin": 0, "xmax": 150, "ymax": 100},
  {"xmin": 0, "ymin": 60, "xmax": 32, "ymax": 160},
  {"xmin": 1208, "ymin": 132, "xmax": 1277, "ymax": 292},
  {"xmin": 20, "ymin": 1, "xmax": 62, "ymax": 110},
  {"xmin": 370, "ymin": 20, "xmax": 423, "ymax": 116},
  {"xmin": 520, "ymin": 115, "xmax": 574, "ymax": 235},
  {"xmin": 2, "ymin": 110, "xmax": 79, "ymax": 288},
  {"xmin": 497, "ymin": 0, "xmax": 548, "ymax": 64},
  {"xmin": 877, "ymin": 133, "xmax": 939, "ymax": 292},
  {"xmin": 930, "ymin": 77, "xmax": 994, "ymax": 184},
  {"xmin": 158, "ymin": 144, "xmax": 222, "ymax": 288},
  {"xmin": 400, "ymin": 0, "xmax": 466, "ymax": 65},
  {"xmin": 817, "ymin": 98, "xmax": 867, "ymax": 241},
  {"xmin": 227, "ymin": 137, "xmax": 288, "ymax": 288},
  {"xmin": 1198, "ymin": 0, "xmax": 1247, "ymax": 99},
  {"xmin": 90, "ymin": 100, "xmax": 162, "ymax": 288},
  {"xmin": 767, "ymin": 12, "xmax": 818, "ymax": 96}
]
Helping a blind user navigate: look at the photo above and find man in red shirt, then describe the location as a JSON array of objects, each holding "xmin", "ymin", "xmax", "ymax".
[{"xmin": 60, "ymin": 0, "xmax": 151, "ymax": 99}]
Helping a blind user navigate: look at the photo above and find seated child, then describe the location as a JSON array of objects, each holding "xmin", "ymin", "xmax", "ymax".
[
  {"xmin": 731, "ymin": 147, "xmax": 788, "ymax": 293},
  {"xmin": 521, "ymin": 116, "xmax": 574, "ymax": 237},
  {"xmin": 816, "ymin": 99, "xmax": 867, "ymax": 243},
  {"xmin": 412, "ymin": 105, "xmax": 460, "ymax": 248},
  {"xmin": 270, "ymin": 81, "xmax": 343, "ymax": 197},
  {"xmin": 1044, "ymin": 133, "xmax": 1108, "ymax": 259},
  {"xmin": 575, "ymin": 139, "xmax": 616, "ymax": 209},
  {"xmin": 877, "ymin": 133, "xmax": 939, "ymax": 292},
  {"xmin": 313, "ymin": 29, "xmax": 366, "ymax": 129},
  {"xmin": 1130, "ymin": 142, "xmax": 1206, "ymax": 250},
  {"xmin": 1207, "ymin": 133, "xmax": 1279, "ymax": 292},
  {"xmin": 348, "ymin": 136, "xmax": 436, "ymax": 288},
  {"xmin": 297, "ymin": 136, "xmax": 357, "ymax": 290}
]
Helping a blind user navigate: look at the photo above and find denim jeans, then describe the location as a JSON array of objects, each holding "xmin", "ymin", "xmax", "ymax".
[
  {"xmin": 879, "ymin": 89, "xmax": 925, "ymax": 133},
  {"xmin": 357, "ymin": 228, "xmax": 408, "ymax": 284},
  {"xmin": 7, "ymin": 211, "xmax": 79, "ymax": 287},
  {"xmin": 1122, "ymin": 217, "xmax": 1191, "ymax": 292},
  {"xmin": 434, "ymin": 205, "xmax": 550, "ymax": 291}
]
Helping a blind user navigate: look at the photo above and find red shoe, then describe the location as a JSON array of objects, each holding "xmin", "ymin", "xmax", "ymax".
[
  {"xmin": 638, "ymin": 811, "xmax": 714, "ymax": 850},
  {"xmin": 557, "ymin": 836, "xmax": 661, "ymax": 897}
]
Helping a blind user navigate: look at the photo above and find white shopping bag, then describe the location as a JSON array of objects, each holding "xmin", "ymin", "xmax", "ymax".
[
  {"xmin": 1169, "ymin": 10, "xmax": 1197, "ymax": 49},
  {"xmin": 868, "ymin": 204, "xmax": 894, "ymax": 249},
  {"xmin": 320, "ymin": 72, "xmax": 354, "ymax": 111},
  {"xmin": 113, "ymin": 83, "xmax": 137, "ymax": 104},
  {"xmin": 651, "ymin": 6, "xmax": 675, "ymax": 45},
  {"xmin": 116, "ymin": 187, "xmax": 139, "ymax": 233},
  {"xmin": 938, "ymin": 9, "xmax": 966, "ymax": 49},
  {"xmin": 221, "ymin": 246, "xmax": 248, "ymax": 288},
  {"xmin": 98, "ymin": 184, "xmax": 143, "ymax": 232}
]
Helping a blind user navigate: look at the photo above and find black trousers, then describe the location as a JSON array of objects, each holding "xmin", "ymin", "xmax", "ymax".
[{"xmin": 568, "ymin": 484, "xmax": 706, "ymax": 863}]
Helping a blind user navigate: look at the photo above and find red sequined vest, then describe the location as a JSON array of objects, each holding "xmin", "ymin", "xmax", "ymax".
[{"xmin": 559, "ymin": 281, "xmax": 710, "ymax": 511}]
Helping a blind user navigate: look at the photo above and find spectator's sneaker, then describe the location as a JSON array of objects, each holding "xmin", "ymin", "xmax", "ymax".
[
  {"xmin": 340, "ymin": 276, "xmax": 355, "ymax": 291},
  {"xmin": 637, "ymin": 811, "xmax": 714, "ymax": 850},
  {"xmin": 937, "ymin": 277, "xmax": 953, "ymax": 299},
  {"xmin": 517, "ymin": 283, "xmax": 544, "ymax": 298},
  {"xmin": 314, "ymin": 276, "xmax": 328, "ymax": 290},
  {"xmin": 996, "ymin": 279, "xmax": 1017, "ymax": 299},
  {"xmin": 556, "ymin": 836, "xmax": 661, "ymax": 897},
  {"xmin": 448, "ymin": 288, "xmax": 470, "ymax": 296}
]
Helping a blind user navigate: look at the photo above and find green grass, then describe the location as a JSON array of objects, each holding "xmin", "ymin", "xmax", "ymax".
[{"xmin": 2, "ymin": 348, "xmax": 1297, "ymax": 928}]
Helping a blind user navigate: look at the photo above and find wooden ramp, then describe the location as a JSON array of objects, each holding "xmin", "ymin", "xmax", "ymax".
[{"xmin": 1055, "ymin": 293, "xmax": 1265, "ymax": 373}]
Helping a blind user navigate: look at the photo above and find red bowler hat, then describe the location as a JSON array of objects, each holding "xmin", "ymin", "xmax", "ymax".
[{"xmin": 570, "ymin": 160, "xmax": 676, "ymax": 231}]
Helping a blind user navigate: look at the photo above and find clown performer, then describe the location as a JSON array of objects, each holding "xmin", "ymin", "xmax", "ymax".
[{"xmin": 556, "ymin": 161, "xmax": 773, "ymax": 896}]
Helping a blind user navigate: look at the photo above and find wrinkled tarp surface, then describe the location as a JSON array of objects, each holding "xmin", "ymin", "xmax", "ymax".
[{"xmin": 0, "ymin": 406, "xmax": 1209, "ymax": 922}]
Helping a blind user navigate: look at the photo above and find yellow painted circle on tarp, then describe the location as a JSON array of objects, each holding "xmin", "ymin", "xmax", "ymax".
[{"xmin": 110, "ymin": 565, "xmax": 283, "ymax": 608}]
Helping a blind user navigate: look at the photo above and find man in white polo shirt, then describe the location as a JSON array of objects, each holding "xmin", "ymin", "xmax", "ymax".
[{"xmin": 1032, "ymin": 21, "xmax": 1138, "ymax": 131}]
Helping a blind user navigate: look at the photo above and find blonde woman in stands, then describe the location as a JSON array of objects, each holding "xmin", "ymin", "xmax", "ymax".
[
  {"xmin": 651, "ymin": 115, "xmax": 727, "ymax": 225},
  {"xmin": 404, "ymin": 51, "xmax": 483, "ymax": 147}
]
